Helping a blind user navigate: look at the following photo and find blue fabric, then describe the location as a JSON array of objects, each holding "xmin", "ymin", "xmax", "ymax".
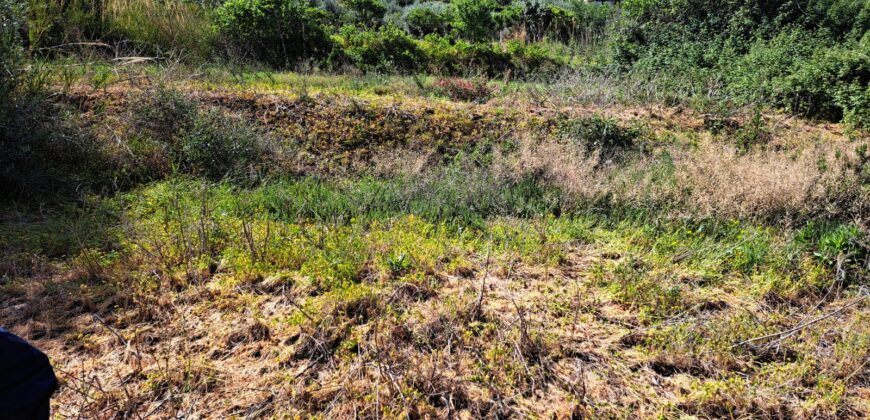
[{"xmin": 0, "ymin": 328, "xmax": 57, "ymax": 418}]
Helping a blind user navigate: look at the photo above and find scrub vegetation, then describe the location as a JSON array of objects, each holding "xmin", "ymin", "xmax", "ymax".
[{"xmin": 1, "ymin": 0, "xmax": 869, "ymax": 417}]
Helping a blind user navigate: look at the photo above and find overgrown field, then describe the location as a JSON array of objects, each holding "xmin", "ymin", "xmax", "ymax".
[
  {"xmin": 1, "ymin": 0, "xmax": 870, "ymax": 417},
  {"xmin": 0, "ymin": 65, "xmax": 869, "ymax": 417}
]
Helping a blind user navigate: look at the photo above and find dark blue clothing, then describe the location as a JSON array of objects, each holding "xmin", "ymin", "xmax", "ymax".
[{"xmin": 0, "ymin": 328, "xmax": 56, "ymax": 419}]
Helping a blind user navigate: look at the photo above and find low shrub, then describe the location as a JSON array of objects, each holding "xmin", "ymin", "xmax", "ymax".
[
  {"xmin": 178, "ymin": 111, "xmax": 264, "ymax": 180},
  {"xmin": 130, "ymin": 88, "xmax": 264, "ymax": 181},
  {"xmin": 130, "ymin": 88, "xmax": 198, "ymax": 144},
  {"xmin": 430, "ymin": 77, "xmax": 492, "ymax": 102},
  {"xmin": 559, "ymin": 114, "xmax": 641, "ymax": 162},
  {"xmin": 1, "ymin": 95, "xmax": 112, "ymax": 198},
  {"xmin": 506, "ymin": 40, "xmax": 566, "ymax": 76},
  {"xmin": 733, "ymin": 109, "xmax": 771, "ymax": 153},
  {"xmin": 419, "ymin": 35, "xmax": 567, "ymax": 77},
  {"xmin": 1, "ymin": 1, "xmax": 117, "ymax": 198}
]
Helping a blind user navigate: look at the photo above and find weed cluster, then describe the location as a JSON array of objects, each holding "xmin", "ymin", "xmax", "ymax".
[{"xmin": 429, "ymin": 77, "xmax": 492, "ymax": 102}]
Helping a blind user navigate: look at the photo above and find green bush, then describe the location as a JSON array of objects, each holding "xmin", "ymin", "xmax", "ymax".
[
  {"xmin": 418, "ymin": 34, "xmax": 467, "ymax": 74},
  {"xmin": 419, "ymin": 35, "xmax": 514, "ymax": 76},
  {"xmin": 726, "ymin": 31, "xmax": 870, "ymax": 123},
  {"xmin": 492, "ymin": 2, "xmax": 523, "ymax": 32},
  {"xmin": 613, "ymin": 0, "xmax": 870, "ymax": 126},
  {"xmin": 795, "ymin": 221, "xmax": 868, "ymax": 269},
  {"xmin": 452, "ymin": 0, "xmax": 497, "ymax": 42},
  {"xmin": 525, "ymin": 0, "xmax": 615, "ymax": 45},
  {"xmin": 402, "ymin": 2, "xmax": 453, "ymax": 36},
  {"xmin": 418, "ymin": 35, "xmax": 566, "ymax": 77},
  {"xmin": 130, "ymin": 88, "xmax": 198, "ymax": 144},
  {"xmin": 178, "ymin": 111, "xmax": 263, "ymax": 180},
  {"xmin": 130, "ymin": 89, "xmax": 264, "ymax": 181},
  {"xmin": 338, "ymin": 24, "xmax": 425, "ymax": 72},
  {"xmin": 620, "ymin": 0, "xmax": 869, "ymax": 43},
  {"xmin": 0, "ymin": 1, "xmax": 131, "ymax": 198},
  {"xmin": 215, "ymin": 0, "xmax": 333, "ymax": 67},
  {"xmin": 341, "ymin": 0, "xmax": 386, "ymax": 26},
  {"xmin": 506, "ymin": 40, "xmax": 566, "ymax": 76},
  {"xmin": 560, "ymin": 1, "xmax": 615, "ymax": 43}
]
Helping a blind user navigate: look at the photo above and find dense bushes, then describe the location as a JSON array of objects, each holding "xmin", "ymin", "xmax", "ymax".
[
  {"xmin": 452, "ymin": 0, "xmax": 498, "ymax": 41},
  {"xmin": 19, "ymin": 0, "xmax": 578, "ymax": 77},
  {"xmin": 178, "ymin": 111, "xmax": 263, "ymax": 179},
  {"xmin": 342, "ymin": 0, "xmax": 387, "ymax": 26},
  {"xmin": 614, "ymin": 0, "xmax": 870, "ymax": 126},
  {"xmin": 215, "ymin": 0, "xmax": 333, "ymax": 67},
  {"xmin": 401, "ymin": 2, "xmax": 453, "ymax": 36},
  {"xmin": 524, "ymin": 0, "xmax": 616, "ymax": 45},
  {"xmin": 337, "ymin": 24, "xmax": 425, "ymax": 72},
  {"xmin": 13, "ymin": 0, "xmax": 870, "ymax": 125}
]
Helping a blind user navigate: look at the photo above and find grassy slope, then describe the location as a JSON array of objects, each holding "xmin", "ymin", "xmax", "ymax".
[{"xmin": 1, "ymin": 70, "xmax": 869, "ymax": 418}]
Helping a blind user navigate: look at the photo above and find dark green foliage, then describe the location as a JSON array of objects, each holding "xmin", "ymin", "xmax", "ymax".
[
  {"xmin": 615, "ymin": 0, "xmax": 870, "ymax": 126},
  {"xmin": 131, "ymin": 88, "xmax": 198, "ymax": 144},
  {"xmin": 419, "ymin": 35, "xmax": 509, "ymax": 75},
  {"xmin": 215, "ymin": 0, "xmax": 333, "ymax": 67},
  {"xmin": 619, "ymin": 0, "xmax": 869, "ymax": 43},
  {"xmin": 0, "ymin": 3, "xmax": 117, "ymax": 198},
  {"xmin": 505, "ymin": 40, "xmax": 565, "ymax": 75},
  {"xmin": 339, "ymin": 24, "xmax": 426, "ymax": 72},
  {"xmin": 725, "ymin": 30, "xmax": 870, "ymax": 123},
  {"xmin": 418, "ymin": 35, "xmax": 563, "ymax": 76},
  {"xmin": 553, "ymin": 1, "xmax": 615, "ymax": 44},
  {"xmin": 524, "ymin": 0, "xmax": 615, "ymax": 45},
  {"xmin": 402, "ymin": 2, "xmax": 453, "ymax": 36},
  {"xmin": 342, "ymin": 0, "xmax": 386, "ymax": 26},
  {"xmin": 452, "ymin": 0, "xmax": 497, "ymax": 42}
]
